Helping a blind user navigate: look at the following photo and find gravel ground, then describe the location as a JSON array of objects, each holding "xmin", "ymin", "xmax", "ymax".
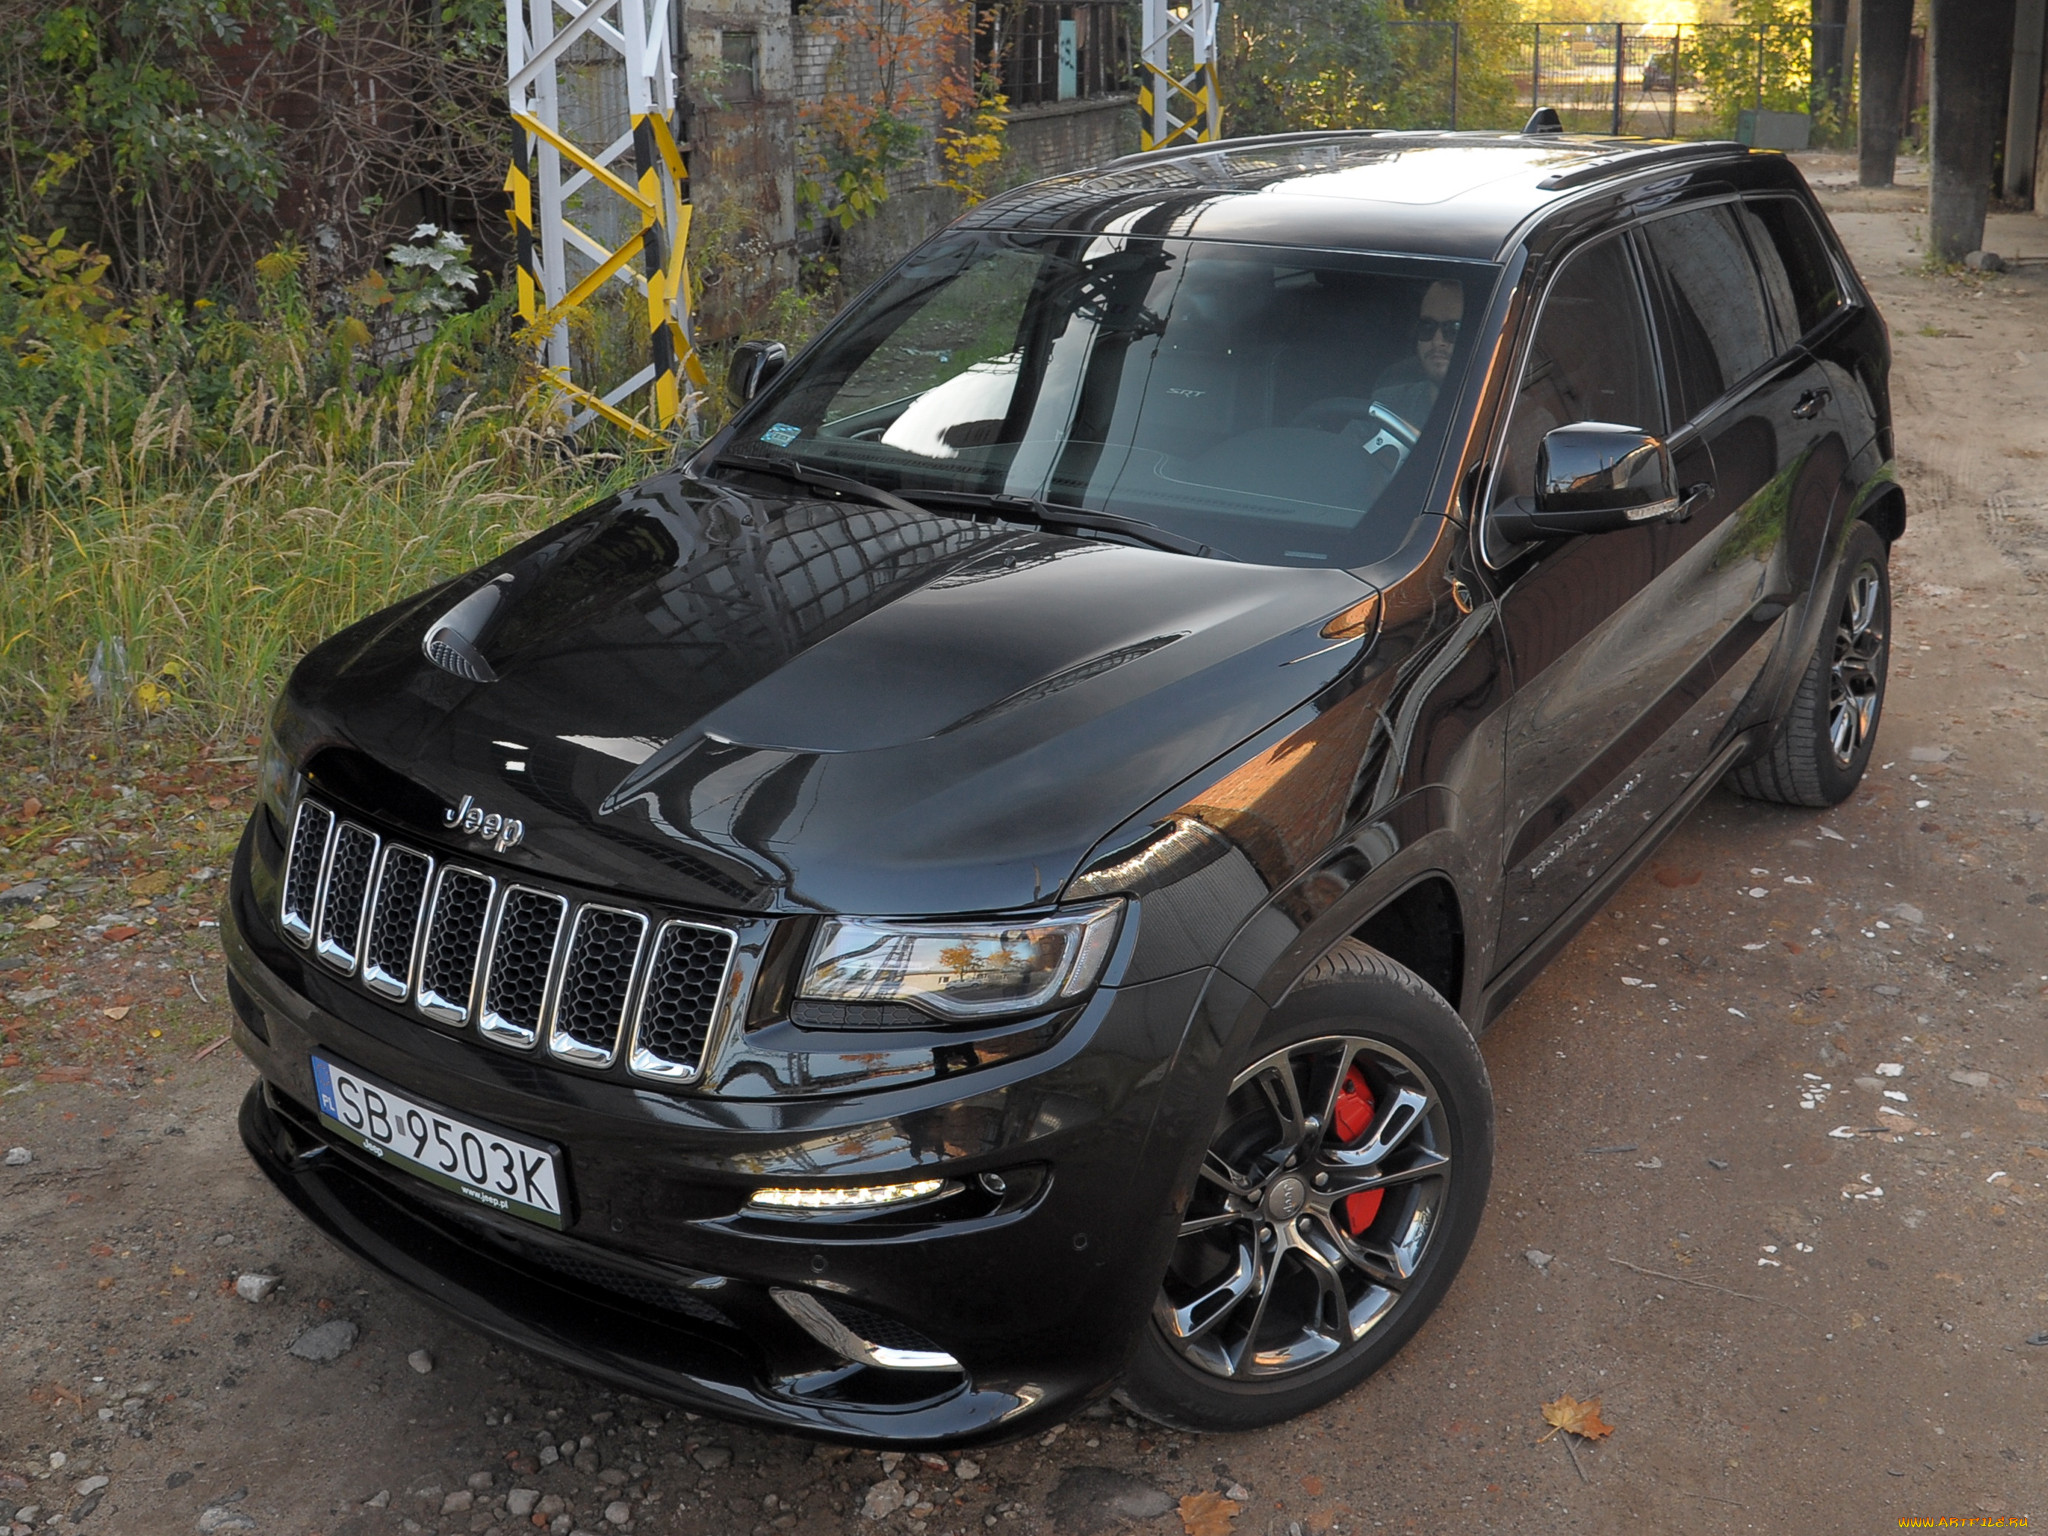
[{"xmin": 4, "ymin": 159, "xmax": 2046, "ymax": 1536}]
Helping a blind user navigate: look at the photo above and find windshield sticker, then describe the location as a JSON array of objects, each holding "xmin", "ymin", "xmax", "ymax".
[{"xmin": 758, "ymin": 423, "xmax": 802, "ymax": 447}]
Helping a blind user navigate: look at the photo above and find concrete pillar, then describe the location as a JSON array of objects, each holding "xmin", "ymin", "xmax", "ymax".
[
  {"xmin": 1929, "ymin": 0, "xmax": 2016, "ymax": 262},
  {"xmin": 2007, "ymin": 0, "xmax": 2046, "ymax": 203},
  {"xmin": 1858, "ymin": 0, "xmax": 1916, "ymax": 187}
]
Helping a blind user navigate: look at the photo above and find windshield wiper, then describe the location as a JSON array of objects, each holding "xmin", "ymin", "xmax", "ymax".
[
  {"xmin": 712, "ymin": 450, "xmax": 929, "ymax": 519},
  {"xmin": 913, "ymin": 489, "xmax": 1229, "ymax": 560}
]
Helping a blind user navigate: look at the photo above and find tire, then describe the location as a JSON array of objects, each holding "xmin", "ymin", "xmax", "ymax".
[
  {"xmin": 1728, "ymin": 520, "xmax": 1891, "ymax": 808},
  {"xmin": 1117, "ymin": 942, "xmax": 1493, "ymax": 1433}
]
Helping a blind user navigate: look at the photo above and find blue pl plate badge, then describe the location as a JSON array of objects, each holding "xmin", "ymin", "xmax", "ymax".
[{"xmin": 759, "ymin": 423, "xmax": 802, "ymax": 447}]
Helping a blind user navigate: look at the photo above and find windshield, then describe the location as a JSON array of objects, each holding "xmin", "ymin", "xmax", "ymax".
[{"xmin": 726, "ymin": 232, "xmax": 1497, "ymax": 568}]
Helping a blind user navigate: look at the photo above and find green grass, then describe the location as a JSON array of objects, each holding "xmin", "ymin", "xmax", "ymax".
[{"xmin": 0, "ymin": 266, "xmax": 659, "ymax": 743}]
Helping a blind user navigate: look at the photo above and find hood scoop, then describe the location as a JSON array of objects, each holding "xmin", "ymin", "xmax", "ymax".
[{"xmin": 422, "ymin": 574, "xmax": 512, "ymax": 683}]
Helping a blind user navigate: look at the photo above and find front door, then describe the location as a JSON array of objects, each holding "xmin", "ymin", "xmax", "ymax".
[{"xmin": 1482, "ymin": 230, "xmax": 1704, "ymax": 959}]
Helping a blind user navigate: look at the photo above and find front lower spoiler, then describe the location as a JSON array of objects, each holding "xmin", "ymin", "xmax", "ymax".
[{"xmin": 238, "ymin": 1082, "xmax": 1061, "ymax": 1447}]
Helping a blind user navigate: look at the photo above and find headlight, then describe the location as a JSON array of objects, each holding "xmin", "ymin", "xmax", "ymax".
[
  {"xmin": 797, "ymin": 900, "xmax": 1124, "ymax": 1022},
  {"xmin": 256, "ymin": 724, "xmax": 299, "ymax": 825}
]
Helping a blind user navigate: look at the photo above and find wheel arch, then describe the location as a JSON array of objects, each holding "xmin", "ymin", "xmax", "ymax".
[
  {"xmin": 1857, "ymin": 480, "xmax": 1906, "ymax": 545},
  {"xmin": 1348, "ymin": 875, "xmax": 1466, "ymax": 1017}
]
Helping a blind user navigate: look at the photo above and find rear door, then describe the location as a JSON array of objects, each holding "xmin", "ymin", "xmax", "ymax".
[{"xmin": 1636, "ymin": 199, "xmax": 1849, "ymax": 750}]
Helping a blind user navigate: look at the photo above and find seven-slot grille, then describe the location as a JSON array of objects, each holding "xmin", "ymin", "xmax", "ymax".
[{"xmin": 278, "ymin": 798, "xmax": 738, "ymax": 1082}]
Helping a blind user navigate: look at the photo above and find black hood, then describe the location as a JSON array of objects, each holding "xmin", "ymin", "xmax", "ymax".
[{"xmin": 281, "ymin": 471, "xmax": 1379, "ymax": 916}]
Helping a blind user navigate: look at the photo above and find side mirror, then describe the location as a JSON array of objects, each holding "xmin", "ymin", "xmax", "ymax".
[
  {"xmin": 726, "ymin": 340, "xmax": 789, "ymax": 405},
  {"xmin": 1491, "ymin": 422, "xmax": 1679, "ymax": 543}
]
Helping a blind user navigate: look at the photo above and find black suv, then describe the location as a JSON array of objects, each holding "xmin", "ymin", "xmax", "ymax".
[{"xmin": 227, "ymin": 131, "xmax": 1897, "ymax": 1443}]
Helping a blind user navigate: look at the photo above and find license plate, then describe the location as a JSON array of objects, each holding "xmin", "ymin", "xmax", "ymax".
[{"xmin": 310, "ymin": 1055, "xmax": 566, "ymax": 1229}]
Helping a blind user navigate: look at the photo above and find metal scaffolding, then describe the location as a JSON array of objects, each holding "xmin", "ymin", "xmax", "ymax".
[
  {"xmin": 504, "ymin": 0, "xmax": 706, "ymax": 439},
  {"xmin": 1138, "ymin": 0, "xmax": 1221, "ymax": 151}
]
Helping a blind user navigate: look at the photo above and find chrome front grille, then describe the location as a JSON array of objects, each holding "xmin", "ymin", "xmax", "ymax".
[
  {"xmin": 314, "ymin": 823, "xmax": 379, "ymax": 972},
  {"xmin": 480, "ymin": 887, "xmax": 566, "ymax": 1047},
  {"xmin": 280, "ymin": 801, "xmax": 334, "ymax": 945},
  {"xmin": 416, "ymin": 867, "xmax": 496, "ymax": 1025},
  {"xmin": 362, "ymin": 846, "xmax": 432, "ymax": 998},
  {"xmin": 275, "ymin": 797, "xmax": 739, "ymax": 1082},
  {"xmin": 631, "ymin": 921, "xmax": 738, "ymax": 1081},
  {"xmin": 549, "ymin": 906, "xmax": 648, "ymax": 1066}
]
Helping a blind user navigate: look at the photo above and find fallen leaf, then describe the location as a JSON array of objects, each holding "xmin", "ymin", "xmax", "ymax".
[
  {"xmin": 38, "ymin": 1065, "xmax": 90, "ymax": 1082},
  {"xmin": 102, "ymin": 925, "xmax": 140, "ymax": 942},
  {"xmin": 206, "ymin": 796, "xmax": 231, "ymax": 811},
  {"xmin": 102, "ymin": 1006, "xmax": 130, "ymax": 1021},
  {"xmin": 24, "ymin": 914, "xmax": 57, "ymax": 931},
  {"xmin": 1541, "ymin": 1394, "xmax": 1615, "ymax": 1442},
  {"xmin": 21, "ymin": 797, "xmax": 42, "ymax": 820},
  {"xmin": 1179, "ymin": 1491, "xmax": 1242, "ymax": 1536},
  {"xmin": 126, "ymin": 871, "xmax": 176, "ymax": 898}
]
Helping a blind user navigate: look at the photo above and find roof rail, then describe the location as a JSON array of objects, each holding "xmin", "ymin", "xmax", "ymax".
[{"xmin": 1536, "ymin": 139, "xmax": 1747, "ymax": 191}]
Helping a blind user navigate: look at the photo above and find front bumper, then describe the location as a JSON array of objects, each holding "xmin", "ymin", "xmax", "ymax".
[{"xmin": 223, "ymin": 823, "xmax": 1216, "ymax": 1446}]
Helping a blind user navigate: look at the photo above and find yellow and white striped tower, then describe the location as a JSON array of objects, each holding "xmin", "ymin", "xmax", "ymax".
[
  {"xmin": 504, "ymin": 0, "xmax": 706, "ymax": 439},
  {"xmin": 1139, "ymin": 0, "xmax": 1221, "ymax": 151}
]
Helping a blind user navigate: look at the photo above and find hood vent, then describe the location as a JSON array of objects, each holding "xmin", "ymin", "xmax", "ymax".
[{"xmin": 422, "ymin": 574, "xmax": 512, "ymax": 682}]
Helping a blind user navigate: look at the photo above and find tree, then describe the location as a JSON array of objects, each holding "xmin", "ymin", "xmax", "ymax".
[
  {"xmin": 1857, "ymin": 0, "xmax": 1916, "ymax": 187},
  {"xmin": 1928, "ymin": 0, "xmax": 2016, "ymax": 262}
]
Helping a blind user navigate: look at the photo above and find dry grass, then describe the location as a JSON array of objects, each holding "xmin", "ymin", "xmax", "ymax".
[{"xmin": 0, "ymin": 330, "xmax": 653, "ymax": 744}]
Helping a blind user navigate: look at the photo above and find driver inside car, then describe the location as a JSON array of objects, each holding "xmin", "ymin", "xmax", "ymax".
[{"xmin": 1372, "ymin": 279, "xmax": 1465, "ymax": 432}]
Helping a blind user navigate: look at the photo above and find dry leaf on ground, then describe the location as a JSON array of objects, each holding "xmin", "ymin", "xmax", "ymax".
[
  {"xmin": 1179, "ymin": 1490, "xmax": 1242, "ymax": 1536},
  {"xmin": 1541, "ymin": 1394, "xmax": 1615, "ymax": 1441},
  {"xmin": 24, "ymin": 915, "xmax": 57, "ymax": 930}
]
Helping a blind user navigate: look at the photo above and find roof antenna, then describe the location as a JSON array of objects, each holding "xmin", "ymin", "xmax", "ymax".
[{"xmin": 1523, "ymin": 107, "xmax": 1564, "ymax": 134}]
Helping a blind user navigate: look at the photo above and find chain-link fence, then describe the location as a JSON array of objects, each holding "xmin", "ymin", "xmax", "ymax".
[{"xmin": 1218, "ymin": 17, "xmax": 1857, "ymax": 145}]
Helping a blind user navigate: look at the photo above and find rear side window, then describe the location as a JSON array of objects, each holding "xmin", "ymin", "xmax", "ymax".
[
  {"xmin": 1638, "ymin": 204, "xmax": 1775, "ymax": 420},
  {"xmin": 1741, "ymin": 196, "xmax": 1845, "ymax": 341},
  {"xmin": 1490, "ymin": 233, "xmax": 1662, "ymax": 516}
]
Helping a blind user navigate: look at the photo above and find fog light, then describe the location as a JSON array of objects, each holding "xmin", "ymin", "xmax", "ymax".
[{"xmin": 747, "ymin": 1179, "xmax": 954, "ymax": 1213}]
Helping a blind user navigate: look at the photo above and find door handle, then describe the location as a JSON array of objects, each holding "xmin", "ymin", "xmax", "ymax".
[{"xmin": 1791, "ymin": 387, "xmax": 1832, "ymax": 420}]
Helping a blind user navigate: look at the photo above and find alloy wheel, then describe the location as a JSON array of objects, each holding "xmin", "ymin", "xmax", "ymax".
[
  {"xmin": 1828, "ymin": 559, "xmax": 1886, "ymax": 766},
  {"xmin": 1156, "ymin": 1035, "xmax": 1454, "ymax": 1380}
]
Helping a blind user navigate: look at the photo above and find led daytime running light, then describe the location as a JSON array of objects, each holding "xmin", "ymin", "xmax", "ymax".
[{"xmin": 748, "ymin": 1179, "xmax": 951, "ymax": 1212}]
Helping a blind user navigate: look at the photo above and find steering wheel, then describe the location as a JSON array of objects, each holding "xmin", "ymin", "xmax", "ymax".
[{"xmin": 1291, "ymin": 397, "xmax": 1420, "ymax": 474}]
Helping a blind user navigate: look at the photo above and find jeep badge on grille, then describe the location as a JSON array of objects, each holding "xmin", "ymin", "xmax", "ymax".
[{"xmin": 445, "ymin": 793, "xmax": 525, "ymax": 852}]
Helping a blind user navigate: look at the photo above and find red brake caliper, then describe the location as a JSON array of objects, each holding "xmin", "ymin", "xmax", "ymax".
[{"xmin": 1332, "ymin": 1064, "xmax": 1383, "ymax": 1235}]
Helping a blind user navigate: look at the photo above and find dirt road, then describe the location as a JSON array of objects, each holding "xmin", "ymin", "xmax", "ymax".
[{"xmin": 5, "ymin": 159, "xmax": 2047, "ymax": 1536}]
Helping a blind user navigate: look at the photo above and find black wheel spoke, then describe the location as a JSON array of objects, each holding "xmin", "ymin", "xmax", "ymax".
[
  {"xmin": 1324, "ymin": 1144, "xmax": 1451, "ymax": 1197},
  {"xmin": 1179, "ymin": 1209, "xmax": 1247, "ymax": 1238},
  {"xmin": 1222, "ymin": 1247, "xmax": 1282, "ymax": 1375},
  {"xmin": 1198, "ymin": 1148, "xmax": 1249, "ymax": 1196},
  {"xmin": 1162, "ymin": 1237, "xmax": 1258, "ymax": 1344}
]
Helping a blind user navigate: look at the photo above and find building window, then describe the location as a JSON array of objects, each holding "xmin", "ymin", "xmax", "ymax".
[
  {"xmin": 978, "ymin": 2, "xmax": 1133, "ymax": 108},
  {"xmin": 719, "ymin": 30, "xmax": 759, "ymax": 101}
]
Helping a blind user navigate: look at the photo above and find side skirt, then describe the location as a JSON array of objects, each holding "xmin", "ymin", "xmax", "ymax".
[{"xmin": 1478, "ymin": 728, "xmax": 1763, "ymax": 1028}]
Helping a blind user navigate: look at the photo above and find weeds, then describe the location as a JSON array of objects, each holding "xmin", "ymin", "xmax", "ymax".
[{"xmin": 0, "ymin": 231, "xmax": 654, "ymax": 745}]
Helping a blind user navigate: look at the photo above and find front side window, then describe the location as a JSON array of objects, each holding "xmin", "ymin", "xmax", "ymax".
[
  {"xmin": 1489, "ymin": 233, "xmax": 1662, "ymax": 522},
  {"xmin": 1740, "ymin": 196, "xmax": 1845, "ymax": 342},
  {"xmin": 728, "ymin": 232, "xmax": 1497, "ymax": 568},
  {"xmin": 1639, "ymin": 203, "xmax": 1776, "ymax": 420}
]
